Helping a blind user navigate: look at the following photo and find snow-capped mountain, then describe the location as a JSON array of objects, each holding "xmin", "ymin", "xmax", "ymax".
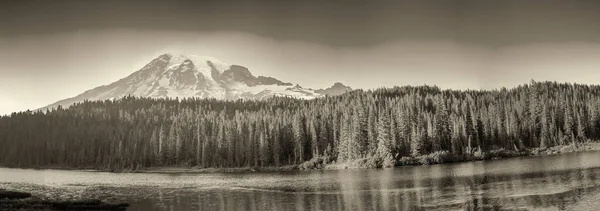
[{"xmin": 40, "ymin": 53, "xmax": 351, "ymax": 110}]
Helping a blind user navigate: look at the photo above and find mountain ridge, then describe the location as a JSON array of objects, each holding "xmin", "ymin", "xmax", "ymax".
[{"xmin": 39, "ymin": 53, "xmax": 351, "ymax": 111}]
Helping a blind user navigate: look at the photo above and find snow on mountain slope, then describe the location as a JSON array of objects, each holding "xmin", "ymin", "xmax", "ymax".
[{"xmin": 40, "ymin": 53, "xmax": 350, "ymax": 110}]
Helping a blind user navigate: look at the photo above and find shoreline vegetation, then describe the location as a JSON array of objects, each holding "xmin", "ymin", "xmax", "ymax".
[
  {"xmin": 323, "ymin": 141, "xmax": 600, "ymax": 170},
  {"xmin": 133, "ymin": 141, "xmax": 600, "ymax": 172},
  {"xmin": 5, "ymin": 142, "xmax": 599, "ymax": 174},
  {"xmin": 0, "ymin": 189, "xmax": 128, "ymax": 211},
  {"xmin": 139, "ymin": 141, "xmax": 600, "ymax": 172},
  {"xmin": 3, "ymin": 81, "xmax": 600, "ymax": 175}
]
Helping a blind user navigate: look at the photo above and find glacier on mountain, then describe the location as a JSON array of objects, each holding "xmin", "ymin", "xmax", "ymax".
[{"xmin": 39, "ymin": 53, "xmax": 351, "ymax": 110}]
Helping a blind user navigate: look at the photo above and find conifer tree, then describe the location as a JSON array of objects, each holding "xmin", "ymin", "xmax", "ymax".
[
  {"xmin": 434, "ymin": 100, "xmax": 451, "ymax": 152},
  {"xmin": 410, "ymin": 124, "xmax": 422, "ymax": 157},
  {"xmin": 376, "ymin": 111, "xmax": 392, "ymax": 159},
  {"xmin": 2, "ymin": 81, "xmax": 600, "ymax": 170}
]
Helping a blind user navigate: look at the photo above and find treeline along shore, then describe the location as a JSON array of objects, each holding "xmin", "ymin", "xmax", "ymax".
[{"xmin": 2, "ymin": 81, "xmax": 600, "ymax": 172}]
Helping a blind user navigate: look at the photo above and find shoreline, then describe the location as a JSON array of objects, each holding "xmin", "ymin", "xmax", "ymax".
[
  {"xmin": 133, "ymin": 165, "xmax": 299, "ymax": 174},
  {"xmin": 0, "ymin": 189, "xmax": 128, "ymax": 211},
  {"xmin": 325, "ymin": 142, "xmax": 600, "ymax": 170},
  {"xmin": 3, "ymin": 142, "xmax": 600, "ymax": 174}
]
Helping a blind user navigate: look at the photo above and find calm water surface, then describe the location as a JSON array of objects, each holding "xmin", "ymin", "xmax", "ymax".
[{"xmin": 2, "ymin": 151, "xmax": 600, "ymax": 211}]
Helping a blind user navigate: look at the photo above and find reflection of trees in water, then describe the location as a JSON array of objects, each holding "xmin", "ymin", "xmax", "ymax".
[
  {"xmin": 137, "ymin": 167, "xmax": 600, "ymax": 211},
  {"xmin": 378, "ymin": 169, "xmax": 405, "ymax": 211},
  {"xmin": 418, "ymin": 167, "xmax": 600, "ymax": 211},
  {"xmin": 413, "ymin": 165, "xmax": 425, "ymax": 208},
  {"xmin": 368, "ymin": 170, "xmax": 378, "ymax": 211},
  {"xmin": 371, "ymin": 163, "xmax": 600, "ymax": 211},
  {"xmin": 338, "ymin": 170, "xmax": 365, "ymax": 211},
  {"xmin": 196, "ymin": 191, "xmax": 201, "ymax": 211},
  {"xmin": 521, "ymin": 168, "xmax": 599, "ymax": 210}
]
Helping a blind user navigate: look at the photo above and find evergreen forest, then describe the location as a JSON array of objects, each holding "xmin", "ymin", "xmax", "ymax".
[{"xmin": 1, "ymin": 81, "xmax": 599, "ymax": 171}]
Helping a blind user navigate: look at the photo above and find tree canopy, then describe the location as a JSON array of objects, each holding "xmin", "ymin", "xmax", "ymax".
[{"xmin": 1, "ymin": 81, "xmax": 599, "ymax": 170}]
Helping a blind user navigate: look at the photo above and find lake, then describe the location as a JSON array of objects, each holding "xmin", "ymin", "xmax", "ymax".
[{"xmin": 2, "ymin": 151, "xmax": 600, "ymax": 210}]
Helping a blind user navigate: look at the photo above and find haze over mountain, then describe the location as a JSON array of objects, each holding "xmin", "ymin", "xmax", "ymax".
[
  {"xmin": 3, "ymin": 1, "xmax": 600, "ymax": 115},
  {"xmin": 40, "ymin": 53, "xmax": 351, "ymax": 110}
]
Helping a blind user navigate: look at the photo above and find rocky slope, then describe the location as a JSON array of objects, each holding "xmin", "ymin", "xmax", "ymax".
[{"xmin": 40, "ymin": 53, "xmax": 351, "ymax": 110}]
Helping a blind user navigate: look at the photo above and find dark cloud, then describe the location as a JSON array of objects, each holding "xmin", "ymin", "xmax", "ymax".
[
  {"xmin": 2, "ymin": 0, "xmax": 600, "ymax": 114},
  {"xmin": 2, "ymin": 0, "xmax": 600, "ymax": 47}
]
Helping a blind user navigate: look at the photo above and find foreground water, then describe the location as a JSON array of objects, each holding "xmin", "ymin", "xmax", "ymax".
[{"xmin": 2, "ymin": 151, "xmax": 600, "ymax": 211}]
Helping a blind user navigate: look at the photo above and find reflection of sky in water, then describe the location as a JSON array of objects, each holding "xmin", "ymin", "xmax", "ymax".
[{"xmin": 2, "ymin": 150, "xmax": 600, "ymax": 210}]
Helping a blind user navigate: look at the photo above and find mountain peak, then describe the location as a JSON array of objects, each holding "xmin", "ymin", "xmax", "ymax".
[
  {"xmin": 315, "ymin": 82, "xmax": 352, "ymax": 96},
  {"xmin": 39, "ymin": 53, "xmax": 344, "ymax": 110},
  {"xmin": 332, "ymin": 82, "xmax": 350, "ymax": 88},
  {"xmin": 162, "ymin": 54, "xmax": 229, "ymax": 73}
]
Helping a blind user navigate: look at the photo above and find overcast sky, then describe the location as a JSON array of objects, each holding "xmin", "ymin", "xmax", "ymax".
[{"xmin": 1, "ymin": 0, "xmax": 600, "ymax": 115}]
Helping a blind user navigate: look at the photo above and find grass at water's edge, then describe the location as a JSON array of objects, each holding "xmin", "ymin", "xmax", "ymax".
[
  {"xmin": 3, "ymin": 142, "xmax": 600, "ymax": 173},
  {"xmin": 324, "ymin": 142, "xmax": 600, "ymax": 170}
]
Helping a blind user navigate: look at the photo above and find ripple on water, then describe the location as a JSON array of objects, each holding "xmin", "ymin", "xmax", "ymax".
[{"xmin": 2, "ymin": 151, "xmax": 600, "ymax": 210}]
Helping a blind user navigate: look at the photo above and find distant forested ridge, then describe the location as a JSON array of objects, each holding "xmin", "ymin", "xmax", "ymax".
[{"xmin": 1, "ymin": 81, "xmax": 600, "ymax": 170}]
